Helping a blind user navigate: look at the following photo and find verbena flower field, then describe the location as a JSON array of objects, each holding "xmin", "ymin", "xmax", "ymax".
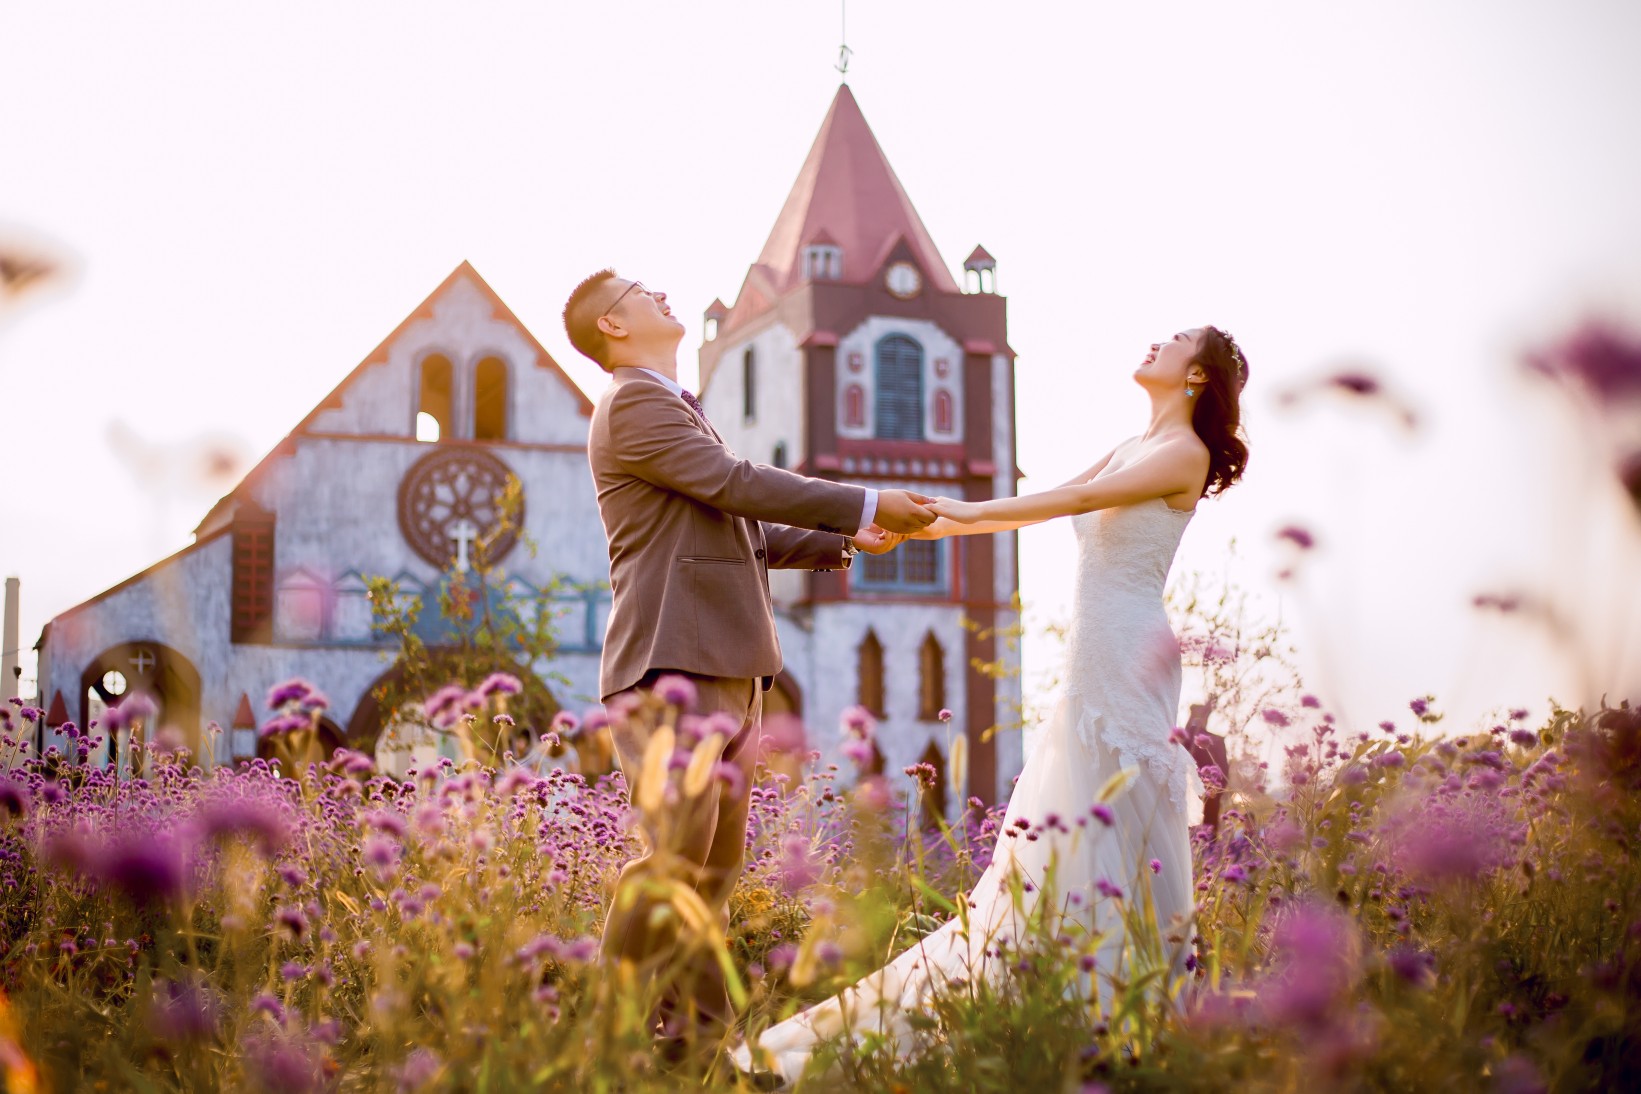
[{"xmin": 1, "ymin": 678, "xmax": 1637, "ymax": 1092}]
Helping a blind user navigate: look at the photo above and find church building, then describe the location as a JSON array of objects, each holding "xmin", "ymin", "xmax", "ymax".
[
  {"xmin": 33, "ymin": 263, "xmax": 613, "ymax": 773},
  {"xmin": 697, "ymin": 85, "xmax": 1024, "ymax": 808}
]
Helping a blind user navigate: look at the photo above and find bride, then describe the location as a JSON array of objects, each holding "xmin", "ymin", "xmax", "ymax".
[{"xmin": 731, "ymin": 325, "xmax": 1251, "ymax": 1085}]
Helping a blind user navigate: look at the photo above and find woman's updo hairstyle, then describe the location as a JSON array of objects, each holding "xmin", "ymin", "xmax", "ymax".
[{"xmin": 1190, "ymin": 326, "xmax": 1250, "ymax": 497}]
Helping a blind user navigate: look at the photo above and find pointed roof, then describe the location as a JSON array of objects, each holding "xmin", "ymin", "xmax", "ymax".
[
  {"xmin": 193, "ymin": 261, "xmax": 589, "ymax": 537},
  {"xmin": 233, "ymin": 693, "xmax": 257, "ymax": 729},
  {"xmin": 964, "ymin": 245, "xmax": 996, "ymax": 270},
  {"xmin": 45, "ymin": 690, "xmax": 68, "ymax": 728},
  {"xmin": 751, "ymin": 85, "xmax": 957, "ymax": 297}
]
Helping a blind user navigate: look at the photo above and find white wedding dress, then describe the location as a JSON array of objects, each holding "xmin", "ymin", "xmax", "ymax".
[{"xmin": 732, "ymin": 497, "xmax": 1207, "ymax": 1084}]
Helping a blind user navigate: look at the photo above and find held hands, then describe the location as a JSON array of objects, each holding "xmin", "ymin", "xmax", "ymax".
[
  {"xmin": 928, "ymin": 497, "xmax": 984, "ymax": 524},
  {"xmin": 852, "ymin": 524, "xmax": 907, "ymax": 555},
  {"xmin": 872, "ymin": 489, "xmax": 938, "ymax": 534}
]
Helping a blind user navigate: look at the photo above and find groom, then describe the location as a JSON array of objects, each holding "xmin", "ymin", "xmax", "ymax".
[{"xmin": 562, "ymin": 270, "xmax": 935, "ymax": 1051}]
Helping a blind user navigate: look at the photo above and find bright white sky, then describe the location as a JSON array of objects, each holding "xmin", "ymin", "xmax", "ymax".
[{"xmin": 4, "ymin": 0, "xmax": 1640, "ymax": 739}]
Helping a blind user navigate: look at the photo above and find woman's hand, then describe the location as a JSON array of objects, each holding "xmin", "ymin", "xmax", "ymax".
[{"xmin": 929, "ymin": 497, "xmax": 984, "ymax": 524}]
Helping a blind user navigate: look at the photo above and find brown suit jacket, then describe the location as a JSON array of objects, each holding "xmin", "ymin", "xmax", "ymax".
[{"xmin": 588, "ymin": 367, "xmax": 868, "ymax": 700}]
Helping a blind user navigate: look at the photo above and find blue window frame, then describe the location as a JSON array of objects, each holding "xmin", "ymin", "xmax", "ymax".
[
  {"xmin": 854, "ymin": 539, "xmax": 948, "ymax": 595},
  {"xmin": 874, "ymin": 335, "xmax": 923, "ymax": 440}
]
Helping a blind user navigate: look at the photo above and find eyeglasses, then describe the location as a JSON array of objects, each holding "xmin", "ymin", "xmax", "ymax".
[{"xmin": 600, "ymin": 280, "xmax": 646, "ymax": 320}]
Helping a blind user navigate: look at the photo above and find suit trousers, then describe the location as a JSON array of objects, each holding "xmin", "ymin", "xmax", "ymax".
[{"xmin": 598, "ymin": 671, "xmax": 763, "ymax": 1039}]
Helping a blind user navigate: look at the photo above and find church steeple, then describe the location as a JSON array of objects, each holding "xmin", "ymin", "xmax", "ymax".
[{"xmin": 746, "ymin": 85, "xmax": 957, "ymax": 304}]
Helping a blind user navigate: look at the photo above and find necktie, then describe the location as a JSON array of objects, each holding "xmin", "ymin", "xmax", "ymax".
[{"xmin": 679, "ymin": 388, "xmax": 711, "ymax": 426}]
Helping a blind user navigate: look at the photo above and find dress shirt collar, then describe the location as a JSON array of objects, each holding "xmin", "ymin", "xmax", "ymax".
[{"xmin": 634, "ymin": 367, "xmax": 685, "ymax": 397}]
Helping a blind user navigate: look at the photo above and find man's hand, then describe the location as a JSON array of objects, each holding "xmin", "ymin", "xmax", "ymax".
[
  {"xmin": 928, "ymin": 497, "xmax": 985, "ymax": 524},
  {"xmin": 872, "ymin": 489, "xmax": 937, "ymax": 534},
  {"xmin": 853, "ymin": 524, "xmax": 907, "ymax": 555}
]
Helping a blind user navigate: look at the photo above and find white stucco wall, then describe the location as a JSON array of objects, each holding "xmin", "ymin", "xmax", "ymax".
[{"xmin": 698, "ymin": 321, "xmax": 804, "ymax": 469}]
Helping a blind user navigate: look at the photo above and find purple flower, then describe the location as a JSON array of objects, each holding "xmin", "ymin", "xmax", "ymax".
[
  {"xmin": 549, "ymin": 710, "xmax": 580, "ymax": 738},
  {"xmin": 1330, "ymin": 372, "xmax": 1382, "ymax": 397},
  {"xmin": 147, "ymin": 975, "xmax": 223, "ymax": 1043},
  {"xmin": 335, "ymin": 749, "xmax": 375, "ymax": 775},
  {"xmin": 1094, "ymin": 878, "xmax": 1124, "ymax": 901},
  {"xmin": 1409, "ymin": 697, "xmax": 1430, "ymax": 716},
  {"xmin": 1262, "ymin": 708, "xmax": 1291, "ymax": 728},
  {"xmin": 364, "ymin": 809, "xmax": 407, "ymax": 838},
  {"xmin": 1301, "ymin": 694, "xmax": 1321, "ymax": 709},
  {"xmin": 1276, "ymin": 525, "xmax": 1316, "ymax": 550},
  {"xmin": 266, "ymin": 679, "xmax": 315, "ymax": 709},
  {"xmin": 103, "ymin": 693, "xmax": 158, "ymax": 732},
  {"xmin": 1221, "ymin": 864, "xmax": 1249, "ymax": 884},
  {"xmin": 1168, "ymin": 726, "xmax": 1191, "ymax": 747},
  {"xmin": 581, "ymin": 707, "xmax": 611, "ymax": 735},
  {"xmin": 197, "ymin": 797, "xmax": 291, "ymax": 854},
  {"xmin": 395, "ymin": 1048, "xmax": 443, "ymax": 1092},
  {"xmin": 0, "ymin": 780, "xmax": 31, "ymax": 819},
  {"xmin": 652, "ymin": 674, "xmax": 697, "ymax": 709},
  {"xmin": 257, "ymin": 713, "xmax": 310, "ymax": 740},
  {"xmin": 1387, "ymin": 945, "xmax": 1435, "ymax": 988},
  {"xmin": 275, "ymin": 905, "xmax": 309, "ymax": 940},
  {"xmin": 938, "ymin": 708, "xmax": 954, "ymax": 723},
  {"xmin": 841, "ymin": 737, "xmax": 875, "ymax": 766},
  {"xmin": 1090, "ymin": 803, "xmax": 1115, "ymax": 827},
  {"xmin": 363, "ymin": 835, "xmax": 401, "ymax": 873},
  {"xmin": 759, "ymin": 713, "xmax": 807, "ymax": 756},
  {"xmin": 1149, "ymin": 858, "xmax": 1162, "ymax": 874},
  {"xmin": 1339, "ymin": 765, "xmax": 1368, "ymax": 786},
  {"xmin": 1374, "ymin": 750, "xmax": 1405, "ymax": 768},
  {"xmin": 478, "ymin": 672, "xmax": 523, "ymax": 697},
  {"xmin": 840, "ymin": 705, "xmax": 876, "ymax": 739},
  {"xmin": 777, "ymin": 834, "xmax": 819, "ymax": 892},
  {"xmin": 243, "ymin": 1031, "xmax": 324, "ymax": 1093},
  {"xmin": 1509, "ymin": 728, "xmax": 1538, "ymax": 748},
  {"xmin": 1531, "ymin": 322, "xmax": 1641, "ymax": 399}
]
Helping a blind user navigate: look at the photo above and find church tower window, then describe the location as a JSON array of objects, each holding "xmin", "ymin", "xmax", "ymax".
[
  {"xmin": 844, "ymin": 384, "xmax": 865, "ymax": 428},
  {"xmin": 933, "ymin": 389, "xmax": 954, "ymax": 434},
  {"xmin": 858, "ymin": 629, "xmax": 885, "ymax": 717},
  {"xmin": 874, "ymin": 335, "xmax": 924, "ymax": 441},
  {"xmin": 473, "ymin": 356, "xmax": 508, "ymax": 441},
  {"xmin": 919, "ymin": 631, "xmax": 945, "ymax": 721},
  {"xmin": 417, "ymin": 355, "xmax": 453, "ymax": 442},
  {"xmin": 743, "ymin": 347, "xmax": 757, "ymax": 422}
]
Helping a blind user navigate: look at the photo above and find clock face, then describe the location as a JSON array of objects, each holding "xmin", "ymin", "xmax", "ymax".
[{"xmin": 885, "ymin": 262, "xmax": 922, "ymax": 299}]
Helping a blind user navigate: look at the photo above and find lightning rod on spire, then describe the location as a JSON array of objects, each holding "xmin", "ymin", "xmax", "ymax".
[{"xmin": 835, "ymin": 0, "xmax": 852, "ymax": 80}]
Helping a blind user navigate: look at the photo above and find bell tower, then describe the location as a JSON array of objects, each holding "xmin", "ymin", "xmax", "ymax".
[{"xmin": 698, "ymin": 85, "xmax": 1023, "ymax": 807}]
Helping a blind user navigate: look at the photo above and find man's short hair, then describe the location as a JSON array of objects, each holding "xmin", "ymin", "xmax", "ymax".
[{"xmin": 563, "ymin": 268, "xmax": 619, "ymax": 369}]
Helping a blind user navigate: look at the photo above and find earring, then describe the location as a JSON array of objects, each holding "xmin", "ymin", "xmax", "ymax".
[{"xmin": 1186, "ymin": 387, "xmax": 1196, "ymax": 397}]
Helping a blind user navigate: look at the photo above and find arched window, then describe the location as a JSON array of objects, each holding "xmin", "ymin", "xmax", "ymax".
[
  {"xmin": 874, "ymin": 335, "xmax": 923, "ymax": 441},
  {"xmin": 772, "ymin": 441, "xmax": 788, "ymax": 470},
  {"xmin": 919, "ymin": 631, "xmax": 945, "ymax": 721},
  {"xmin": 933, "ymin": 389, "xmax": 954, "ymax": 434},
  {"xmin": 844, "ymin": 384, "xmax": 866, "ymax": 428},
  {"xmin": 417, "ymin": 355, "xmax": 452, "ymax": 442},
  {"xmin": 743, "ymin": 347, "xmax": 757, "ymax": 422},
  {"xmin": 918, "ymin": 740, "xmax": 948, "ymax": 829},
  {"xmin": 858, "ymin": 629, "xmax": 885, "ymax": 717},
  {"xmin": 473, "ymin": 356, "xmax": 508, "ymax": 441}
]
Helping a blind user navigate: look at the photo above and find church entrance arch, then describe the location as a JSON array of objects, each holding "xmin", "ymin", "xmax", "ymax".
[
  {"xmin": 79, "ymin": 642, "xmax": 202, "ymax": 760},
  {"xmin": 347, "ymin": 659, "xmax": 563, "ymax": 779}
]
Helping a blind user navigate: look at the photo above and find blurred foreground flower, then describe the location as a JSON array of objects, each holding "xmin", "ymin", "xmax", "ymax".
[{"xmin": 1529, "ymin": 321, "xmax": 1641, "ymax": 511}]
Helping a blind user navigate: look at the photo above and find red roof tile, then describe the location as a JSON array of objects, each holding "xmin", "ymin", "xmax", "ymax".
[{"xmin": 751, "ymin": 85, "xmax": 957, "ymax": 299}]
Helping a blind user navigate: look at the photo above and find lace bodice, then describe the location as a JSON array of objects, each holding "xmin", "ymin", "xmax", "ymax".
[{"xmin": 1063, "ymin": 497, "xmax": 1200, "ymax": 814}]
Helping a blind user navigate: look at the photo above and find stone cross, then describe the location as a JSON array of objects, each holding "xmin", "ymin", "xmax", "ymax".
[
  {"xmin": 130, "ymin": 649, "xmax": 156, "ymax": 675},
  {"xmin": 448, "ymin": 519, "xmax": 480, "ymax": 573}
]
